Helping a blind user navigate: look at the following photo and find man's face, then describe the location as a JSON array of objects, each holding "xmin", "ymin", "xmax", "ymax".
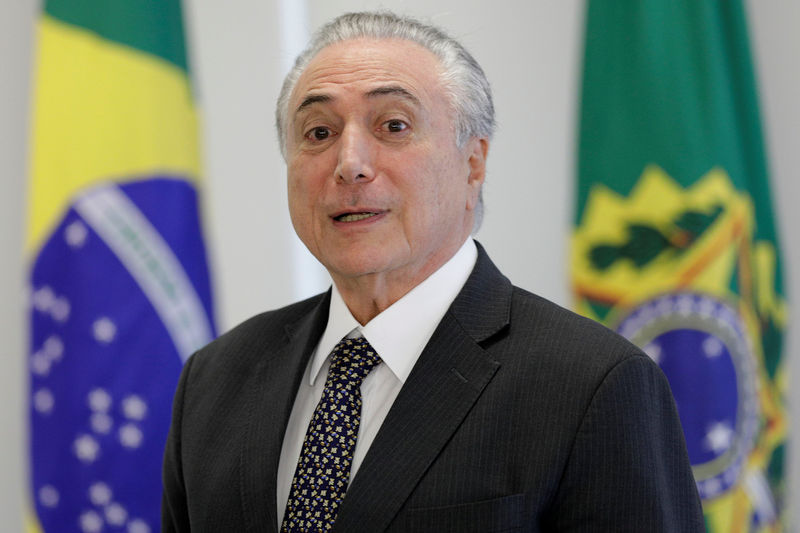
[{"xmin": 286, "ymin": 38, "xmax": 487, "ymax": 293}]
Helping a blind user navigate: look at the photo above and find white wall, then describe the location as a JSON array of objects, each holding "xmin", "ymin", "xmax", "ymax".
[
  {"xmin": 749, "ymin": 1, "xmax": 800, "ymax": 521},
  {"xmin": 1, "ymin": 0, "xmax": 38, "ymax": 530},
  {"xmin": 1, "ymin": 1, "xmax": 797, "ymax": 530}
]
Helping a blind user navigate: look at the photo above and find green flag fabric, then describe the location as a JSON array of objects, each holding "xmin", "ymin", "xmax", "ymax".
[{"xmin": 572, "ymin": 1, "xmax": 787, "ymax": 530}]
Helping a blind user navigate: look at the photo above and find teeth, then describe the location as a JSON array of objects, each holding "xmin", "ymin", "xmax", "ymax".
[{"xmin": 338, "ymin": 212, "xmax": 376, "ymax": 222}]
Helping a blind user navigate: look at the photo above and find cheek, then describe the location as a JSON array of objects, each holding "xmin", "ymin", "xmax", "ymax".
[
  {"xmin": 401, "ymin": 163, "xmax": 456, "ymax": 234},
  {"xmin": 286, "ymin": 173, "xmax": 303, "ymax": 216},
  {"xmin": 287, "ymin": 166, "xmax": 316, "ymax": 230},
  {"xmin": 427, "ymin": 154, "xmax": 468, "ymax": 209},
  {"xmin": 401, "ymin": 157, "xmax": 455, "ymax": 215},
  {"xmin": 287, "ymin": 176, "xmax": 320, "ymax": 254},
  {"xmin": 287, "ymin": 157, "xmax": 336, "ymax": 240},
  {"xmin": 288, "ymin": 158, "xmax": 321, "ymax": 206}
]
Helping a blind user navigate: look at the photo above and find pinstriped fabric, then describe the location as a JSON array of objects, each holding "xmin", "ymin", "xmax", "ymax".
[
  {"xmin": 282, "ymin": 337, "xmax": 381, "ymax": 532},
  {"xmin": 333, "ymin": 313, "xmax": 501, "ymax": 532},
  {"xmin": 163, "ymin": 244, "xmax": 704, "ymax": 532}
]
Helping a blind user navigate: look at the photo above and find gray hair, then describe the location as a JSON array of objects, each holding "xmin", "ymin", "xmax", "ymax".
[{"xmin": 275, "ymin": 11, "xmax": 495, "ymax": 231}]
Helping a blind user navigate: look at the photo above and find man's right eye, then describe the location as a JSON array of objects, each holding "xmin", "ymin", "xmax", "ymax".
[{"xmin": 306, "ymin": 127, "xmax": 332, "ymax": 141}]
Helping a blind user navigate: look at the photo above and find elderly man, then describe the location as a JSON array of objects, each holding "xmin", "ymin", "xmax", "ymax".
[{"xmin": 162, "ymin": 11, "xmax": 704, "ymax": 532}]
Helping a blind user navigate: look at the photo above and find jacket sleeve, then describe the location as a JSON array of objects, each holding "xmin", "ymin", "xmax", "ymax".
[
  {"xmin": 547, "ymin": 354, "xmax": 705, "ymax": 531},
  {"xmin": 161, "ymin": 353, "xmax": 195, "ymax": 533}
]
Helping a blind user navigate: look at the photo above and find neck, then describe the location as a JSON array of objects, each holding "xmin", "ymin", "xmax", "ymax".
[
  {"xmin": 334, "ymin": 277, "xmax": 405, "ymax": 326},
  {"xmin": 332, "ymin": 238, "xmax": 469, "ymax": 325}
]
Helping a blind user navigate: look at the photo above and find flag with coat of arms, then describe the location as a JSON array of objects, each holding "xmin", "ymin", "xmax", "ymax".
[
  {"xmin": 573, "ymin": 1, "xmax": 788, "ymax": 530},
  {"xmin": 27, "ymin": 1, "xmax": 216, "ymax": 531}
]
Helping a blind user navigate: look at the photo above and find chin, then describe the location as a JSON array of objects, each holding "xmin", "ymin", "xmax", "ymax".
[{"xmin": 328, "ymin": 257, "xmax": 387, "ymax": 278}]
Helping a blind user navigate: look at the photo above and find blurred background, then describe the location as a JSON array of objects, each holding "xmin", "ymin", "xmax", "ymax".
[{"xmin": 2, "ymin": 0, "xmax": 798, "ymax": 531}]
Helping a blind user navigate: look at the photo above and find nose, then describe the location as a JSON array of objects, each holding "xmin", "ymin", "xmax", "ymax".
[{"xmin": 334, "ymin": 125, "xmax": 375, "ymax": 184}]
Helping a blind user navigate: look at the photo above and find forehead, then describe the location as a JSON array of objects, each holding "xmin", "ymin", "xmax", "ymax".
[{"xmin": 290, "ymin": 38, "xmax": 447, "ymax": 110}]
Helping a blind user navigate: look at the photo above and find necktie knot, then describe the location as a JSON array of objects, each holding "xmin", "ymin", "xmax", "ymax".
[{"xmin": 327, "ymin": 337, "xmax": 382, "ymax": 385}]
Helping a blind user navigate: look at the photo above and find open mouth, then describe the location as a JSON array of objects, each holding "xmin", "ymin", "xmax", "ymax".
[{"xmin": 334, "ymin": 212, "xmax": 380, "ymax": 222}]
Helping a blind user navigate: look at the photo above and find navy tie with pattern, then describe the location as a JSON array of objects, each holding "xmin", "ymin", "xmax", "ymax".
[{"xmin": 282, "ymin": 337, "xmax": 382, "ymax": 532}]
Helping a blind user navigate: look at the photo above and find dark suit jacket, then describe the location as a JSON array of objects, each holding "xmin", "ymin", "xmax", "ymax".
[{"xmin": 162, "ymin": 244, "xmax": 704, "ymax": 532}]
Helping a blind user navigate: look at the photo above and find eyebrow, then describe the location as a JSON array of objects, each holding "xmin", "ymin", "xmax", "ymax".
[
  {"xmin": 294, "ymin": 85, "xmax": 421, "ymax": 116},
  {"xmin": 365, "ymin": 85, "xmax": 420, "ymax": 105},
  {"xmin": 295, "ymin": 94, "xmax": 332, "ymax": 114}
]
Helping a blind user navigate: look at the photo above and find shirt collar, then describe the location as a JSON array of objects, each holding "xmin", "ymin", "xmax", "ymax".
[{"xmin": 309, "ymin": 238, "xmax": 478, "ymax": 385}]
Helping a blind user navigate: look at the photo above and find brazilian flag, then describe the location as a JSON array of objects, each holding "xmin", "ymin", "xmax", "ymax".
[
  {"xmin": 27, "ymin": 1, "xmax": 216, "ymax": 531},
  {"xmin": 573, "ymin": 1, "xmax": 788, "ymax": 530}
]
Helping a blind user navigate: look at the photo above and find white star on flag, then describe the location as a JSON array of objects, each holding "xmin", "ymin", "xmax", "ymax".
[
  {"xmin": 90, "ymin": 413, "xmax": 113, "ymax": 434},
  {"xmin": 32, "ymin": 286, "xmax": 55, "ymax": 312},
  {"xmin": 643, "ymin": 341, "xmax": 663, "ymax": 364},
  {"xmin": 705, "ymin": 421, "xmax": 735, "ymax": 454},
  {"xmin": 73, "ymin": 434, "xmax": 100, "ymax": 463},
  {"xmin": 38, "ymin": 485, "xmax": 59, "ymax": 508},
  {"xmin": 703, "ymin": 336, "xmax": 724, "ymax": 358},
  {"xmin": 92, "ymin": 317, "xmax": 117, "ymax": 344},
  {"xmin": 64, "ymin": 220, "xmax": 89, "ymax": 248},
  {"xmin": 105, "ymin": 502, "xmax": 128, "ymax": 526},
  {"xmin": 88, "ymin": 482, "xmax": 112, "ymax": 506},
  {"xmin": 119, "ymin": 423, "xmax": 144, "ymax": 449},
  {"xmin": 88, "ymin": 388, "xmax": 112, "ymax": 412},
  {"xmin": 80, "ymin": 510, "xmax": 103, "ymax": 533},
  {"xmin": 33, "ymin": 388, "xmax": 55, "ymax": 415},
  {"xmin": 122, "ymin": 395, "xmax": 148, "ymax": 420}
]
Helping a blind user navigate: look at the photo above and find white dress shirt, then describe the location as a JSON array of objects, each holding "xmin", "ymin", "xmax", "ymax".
[{"xmin": 276, "ymin": 238, "xmax": 478, "ymax": 527}]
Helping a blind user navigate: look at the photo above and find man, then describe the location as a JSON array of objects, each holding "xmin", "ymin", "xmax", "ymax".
[{"xmin": 162, "ymin": 11, "xmax": 704, "ymax": 532}]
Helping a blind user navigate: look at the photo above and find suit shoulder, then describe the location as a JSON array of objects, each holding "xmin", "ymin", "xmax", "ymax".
[
  {"xmin": 506, "ymin": 285, "xmax": 649, "ymax": 374},
  {"xmin": 188, "ymin": 292, "xmax": 327, "ymax": 372}
]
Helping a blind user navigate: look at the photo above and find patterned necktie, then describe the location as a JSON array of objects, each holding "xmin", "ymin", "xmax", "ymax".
[{"xmin": 282, "ymin": 337, "xmax": 382, "ymax": 532}]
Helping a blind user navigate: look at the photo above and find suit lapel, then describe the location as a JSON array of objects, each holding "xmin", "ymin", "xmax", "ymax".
[
  {"xmin": 239, "ymin": 292, "xmax": 330, "ymax": 533},
  {"xmin": 333, "ymin": 243, "xmax": 513, "ymax": 532}
]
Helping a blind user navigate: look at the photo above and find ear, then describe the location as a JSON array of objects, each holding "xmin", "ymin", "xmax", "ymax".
[{"xmin": 465, "ymin": 137, "xmax": 489, "ymax": 210}]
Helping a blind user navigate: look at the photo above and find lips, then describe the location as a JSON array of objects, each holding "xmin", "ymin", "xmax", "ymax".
[
  {"xmin": 336, "ymin": 212, "xmax": 377, "ymax": 222},
  {"xmin": 333, "ymin": 211, "xmax": 382, "ymax": 222}
]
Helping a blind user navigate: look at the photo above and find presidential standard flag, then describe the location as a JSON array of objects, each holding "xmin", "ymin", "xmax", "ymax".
[
  {"xmin": 27, "ymin": 1, "xmax": 216, "ymax": 531},
  {"xmin": 572, "ymin": 1, "xmax": 787, "ymax": 530}
]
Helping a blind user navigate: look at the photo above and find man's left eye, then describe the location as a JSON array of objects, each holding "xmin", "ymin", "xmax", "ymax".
[{"xmin": 383, "ymin": 120, "xmax": 408, "ymax": 133}]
